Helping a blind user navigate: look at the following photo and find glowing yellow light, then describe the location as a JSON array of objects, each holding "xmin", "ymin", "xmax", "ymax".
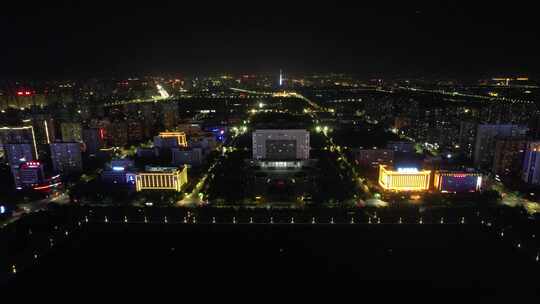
[
  {"xmin": 378, "ymin": 165, "xmax": 430, "ymax": 191},
  {"xmin": 44, "ymin": 120, "xmax": 50, "ymax": 144},
  {"xmin": 136, "ymin": 166, "xmax": 188, "ymax": 192},
  {"xmin": 159, "ymin": 132, "xmax": 187, "ymax": 147}
]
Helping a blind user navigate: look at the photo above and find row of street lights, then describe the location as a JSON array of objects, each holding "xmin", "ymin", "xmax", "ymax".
[{"xmin": 87, "ymin": 214, "xmax": 480, "ymax": 225}]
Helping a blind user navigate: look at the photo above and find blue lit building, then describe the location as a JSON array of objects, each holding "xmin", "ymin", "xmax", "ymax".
[
  {"xmin": 101, "ymin": 159, "xmax": 136, "ymax": 186},
  {"xmin": 434, "ymin": 171, "xmax": 483, "ymax": 193},
  {"xmin": 521, "ymin": 142, "xmax": 540, "ymax": 185},
  {"xmin": 203, "ymin": 126, "xmax": 227, "ymax": 143}
]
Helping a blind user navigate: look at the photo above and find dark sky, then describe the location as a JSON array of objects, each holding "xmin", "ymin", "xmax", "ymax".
[{"xmin": 1, "ymin": 1, "xmax": 539, "ymax": 80}]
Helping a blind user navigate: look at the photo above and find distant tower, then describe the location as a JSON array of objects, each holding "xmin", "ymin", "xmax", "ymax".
[{"xmin": 279, "ymin": 69, "xmax": 283, "ymax": 87}]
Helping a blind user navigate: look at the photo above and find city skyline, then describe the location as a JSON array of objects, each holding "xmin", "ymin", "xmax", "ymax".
[{"xmin": 1, "ymin": 1, "xmax": 540, "ymax": 296}]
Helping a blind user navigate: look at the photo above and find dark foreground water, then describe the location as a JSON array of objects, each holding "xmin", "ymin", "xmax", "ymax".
[{"xmin": 3, "ymin": 223, "xmax": 539, "ymax": 300}]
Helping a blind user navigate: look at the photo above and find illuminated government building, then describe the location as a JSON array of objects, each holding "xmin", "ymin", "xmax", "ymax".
[
  {"xmin": 378, "ymin": 165, "xmax": 431, "ymax": 191},
  {"xmin": 252, "ymin": 129, "xmax": 309, "ymax": 160},
  {"xmin": 434, "ymin": 171, "xmax": 483, "ymax": 193},
  {"xmin": 247, "ymin": 129, "xmax": 315, "ymax": 199},
  {"xmin": 135, "ymin": 166, "xmax": 188, "ymax": 192},
  {"xmin": 155, "ymin": 132, "xmax": 188, "ymax": 148}
]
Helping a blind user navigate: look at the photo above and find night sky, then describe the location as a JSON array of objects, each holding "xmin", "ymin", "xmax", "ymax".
[{"xmin": 1, "ymin": 1, "xmax": 539, "ymax": 80}]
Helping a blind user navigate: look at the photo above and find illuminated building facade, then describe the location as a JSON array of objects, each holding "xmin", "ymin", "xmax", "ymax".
[
  {"xmin": 60, "ymin": 122, "xmax": 83, "ymax": 142},
  {"xmin": 29, "ymin": 115, "xmax": 55, "ymax": 145},
  {"xmin": 252, "ymin": 129, "xmax": 310, "ymax": 160},
  {"xmin": 156, "ymin": 132, "xmax": 187, "ymax": 148},
  {"xmin": 18, "ymin": 161, "xmax": 45, "ymax": 187},
  {"xmin": 50, "ymin": 142, "xmax": 83, "ymax": 175},
  {"xmin": 4, "ymin": 143, "xmax": 35, "ymax": 188},
  {"xmin": 0, "ymin": 126, "xmax": 38, "ymax": 159},
  {"xmin": 434, "ymin": 171, "xmax": 483, "ymax": 193},
  {"xmin": 521, "ymin": 142, "xmax": 540, "ymax": 185},
  {"xmin": 378, "ymin": 165, "xmax": 431, "ymax": 191},
  {"xmin": 4, "ymin": 143, "xmax": 34, "ymax": 166},
  {"xmin": 101, "ymin": 159, "xmax": 136, "ymax": 185},
  {"xmin": 135, "ymin": 166, "xmax": 188, "ymax": 192}
]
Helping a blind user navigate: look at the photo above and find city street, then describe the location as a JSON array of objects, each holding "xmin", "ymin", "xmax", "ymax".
[{"xmin": 1, "ymin": 193, "xmax": 69, "ymax": 228}]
